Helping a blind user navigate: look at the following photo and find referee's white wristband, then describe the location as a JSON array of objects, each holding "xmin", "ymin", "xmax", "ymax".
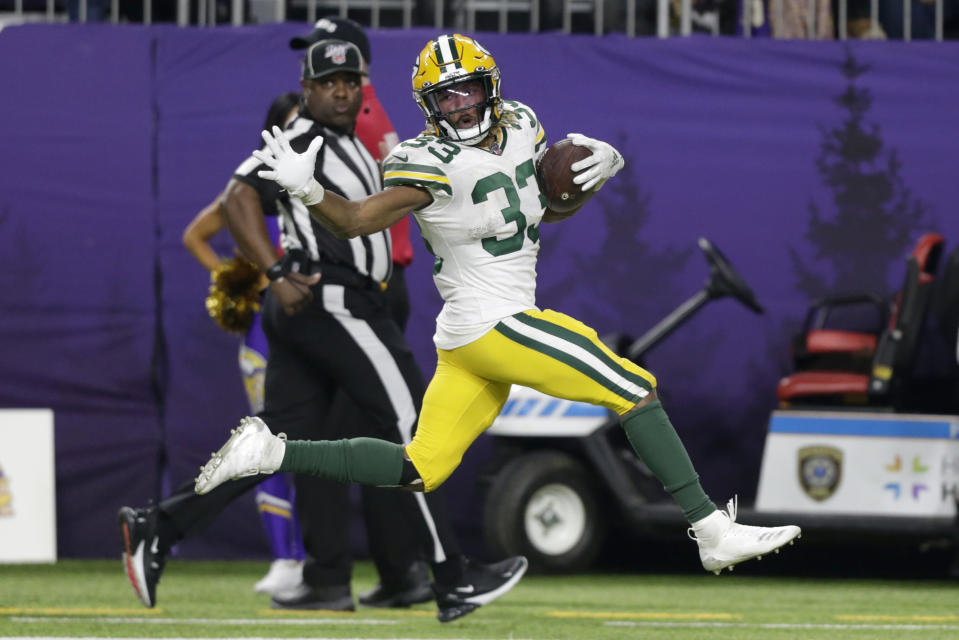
[{"xmin": 290, "ymin": 178, "xmax": 325, "ymax": 206}]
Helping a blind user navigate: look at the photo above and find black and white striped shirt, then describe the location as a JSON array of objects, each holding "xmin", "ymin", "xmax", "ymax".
[{"xmin": 234, "ymin": 113, "xmax": 392, "ymax": 284}]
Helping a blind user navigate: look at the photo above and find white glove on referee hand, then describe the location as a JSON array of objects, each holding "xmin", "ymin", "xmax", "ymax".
[
  {"xmin": 254, "ymin": 125, "xmax": 326, "ymax": 206},
  {"xmin": 566, "ymin": 133, "xmax": 625, "ymax": 192}
]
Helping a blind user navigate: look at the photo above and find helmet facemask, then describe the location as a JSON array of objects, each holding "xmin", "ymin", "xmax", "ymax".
[{"xmin": 421, "ymin": 73, "xmax": 499, "ymax": 145}]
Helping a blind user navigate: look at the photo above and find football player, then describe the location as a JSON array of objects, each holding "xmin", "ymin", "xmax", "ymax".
[{"xmin": 195, "ymin": 33, "xmax": 802, "ymax": 592}]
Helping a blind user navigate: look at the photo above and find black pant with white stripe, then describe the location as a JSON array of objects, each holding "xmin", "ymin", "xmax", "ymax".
[
  {"xmin": 340, "ymin": 265, "xmax": 434, "ymax": 585},
  {"xmin": 259, "ymin": 280, "xmax": 459, "ymax": 589}
]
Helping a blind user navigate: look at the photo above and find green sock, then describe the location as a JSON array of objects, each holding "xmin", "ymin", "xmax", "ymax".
[
  {"xmin": 278, "ymin": 438, "xmax": 404, "ymax": 487},
  {"xmin": 620, "ymin": 399, "xmax": 716, "ymax": 523}
]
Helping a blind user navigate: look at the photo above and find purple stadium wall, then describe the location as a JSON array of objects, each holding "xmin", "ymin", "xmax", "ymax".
[{"xmin": 1, "ymin": 23, "xmax": 957, "ymax": 558}]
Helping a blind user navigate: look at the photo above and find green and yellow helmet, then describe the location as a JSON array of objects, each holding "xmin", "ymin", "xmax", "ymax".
[{"xmin": 411, "ymin": 34, "xmax": 502, "ymax": 145}]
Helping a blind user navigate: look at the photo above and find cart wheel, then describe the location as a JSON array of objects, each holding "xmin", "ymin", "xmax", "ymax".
[{"xmin": 482, "ymin": 451, "xmax": 607, "ymax": 572}]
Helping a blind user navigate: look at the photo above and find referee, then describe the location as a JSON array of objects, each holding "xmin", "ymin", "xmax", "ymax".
[
  {"xmin": 286, "ymin": 17, "xmax": 431, "ymax": 609},
  {"xmin": 223, "ymin": 39, "xmax": 457, "ymax": 610}
]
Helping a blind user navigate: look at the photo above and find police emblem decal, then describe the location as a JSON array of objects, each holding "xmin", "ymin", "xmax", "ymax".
[
  {"xmin": 0, "ymin": 464, "xmax": 13, "ymax": 516},
  {"xmin": 798, "ymin": 445, "xmax": 842, "ymax": 501}
]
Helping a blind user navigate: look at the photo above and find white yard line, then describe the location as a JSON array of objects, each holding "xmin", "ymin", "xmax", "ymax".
[
  {"xmin": 606, "ymin": 621, "xmax": 959, "ymax": 631},
  {"xmin": 6, "ymin": 615, "xmax": 958, "ymax": 636},
  {"xmin": 8, "ymin": 617, "xmax": 396, "ymax": 626},
  {"xmin": 0, "ymin": 637, "xmax": 540, "ymax": 640}
]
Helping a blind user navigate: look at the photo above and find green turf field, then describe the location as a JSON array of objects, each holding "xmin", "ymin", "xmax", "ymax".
[{"xmin": 2, "ymin": 560, "xmax": 958, "ymax": 640}]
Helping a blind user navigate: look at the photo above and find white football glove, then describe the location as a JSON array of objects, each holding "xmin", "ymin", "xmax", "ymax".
[
  {"xmin": 566, "ymin": 133, "xmax": 625, "ymax": 192},
  {"xmin": 254, "ymin": 125, "xmax": 326, "ymax": 206}
]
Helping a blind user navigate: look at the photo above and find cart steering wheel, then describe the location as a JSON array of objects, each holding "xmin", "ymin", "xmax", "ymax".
[{"xmin": 698, "ymin": 237, "xmax": 764, "ymax": 315}]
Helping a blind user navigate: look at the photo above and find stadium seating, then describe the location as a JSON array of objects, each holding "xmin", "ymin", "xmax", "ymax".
[{"xmin": 3, "ymin": 0, "xmax": 956, "ymax": 39}]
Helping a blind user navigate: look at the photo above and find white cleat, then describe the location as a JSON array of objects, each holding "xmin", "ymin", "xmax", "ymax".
[
  {"xmin": 194, "ymin": 417, "xmax": 287, "ymax": 495},
  {"xmin": 254, "ymin": 559, "xmax": 304, "ymax": 595},
  {"xmin": 690, "ymin": 496, "xmax": 801, "ymax": 575}
]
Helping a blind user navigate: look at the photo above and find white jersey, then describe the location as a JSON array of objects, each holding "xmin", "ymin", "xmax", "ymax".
[{"xmin": 384, "ymin": 100, "xmax": 549, "ymax": 349}]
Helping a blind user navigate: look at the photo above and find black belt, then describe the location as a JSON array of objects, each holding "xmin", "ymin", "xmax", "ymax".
[{"xmin": 308, "ymin": 262, "xmax": 388, "ymax": 292}]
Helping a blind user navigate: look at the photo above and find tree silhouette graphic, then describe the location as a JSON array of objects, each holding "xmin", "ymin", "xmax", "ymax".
[{"xmin": 790, "ymin": 47, "xmax": 930, "ymax": 300}]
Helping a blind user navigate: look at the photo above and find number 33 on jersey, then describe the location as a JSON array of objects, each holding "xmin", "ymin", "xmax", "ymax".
[{"xmin": 383, "ymin": 100, "xmax": 549, "ymax": 349}]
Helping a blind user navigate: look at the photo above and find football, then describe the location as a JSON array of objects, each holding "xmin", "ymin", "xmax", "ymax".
[{"xmin": 536, "ymin": 139, "xmax": 594, "ymax": 215}]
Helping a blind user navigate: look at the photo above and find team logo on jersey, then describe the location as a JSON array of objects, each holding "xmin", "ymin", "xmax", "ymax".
[
  {"xmin": 798, "ymin": 445, "xmax": 842, "ymax": 501},
  {"xmin": 325, "ymin": 43, "xmax": 349, "ymax": 65},
  {"xmin": 239, "ymin": 347, "xmax": 267, "ymax": 414}
]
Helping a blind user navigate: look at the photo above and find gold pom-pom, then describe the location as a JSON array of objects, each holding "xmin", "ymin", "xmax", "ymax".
[{"xmin": 205, "ymin": 256, "xmax": 263, "ymax": 334}]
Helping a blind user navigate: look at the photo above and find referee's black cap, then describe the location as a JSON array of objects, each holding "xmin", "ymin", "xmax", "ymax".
[
  {"xmin": 290, "ymin": 17, "xmax": 371, "ymax": 64},
  {"xmin": 301, "ymin": 39, "xmax": 368, "ymax": 81}
]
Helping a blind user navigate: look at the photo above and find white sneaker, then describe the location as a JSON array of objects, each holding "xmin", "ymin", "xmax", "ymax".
[
  {"xmin": 689, "ymin": 496, "xmax": 801, "ymax": 575},
  {"xmin": 254, "ymin": 559, "xmax": 304, "ymax": 595},
  {"xmin": 194, "ymin": 417, "xmax": 286, "ymax": 495}
]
